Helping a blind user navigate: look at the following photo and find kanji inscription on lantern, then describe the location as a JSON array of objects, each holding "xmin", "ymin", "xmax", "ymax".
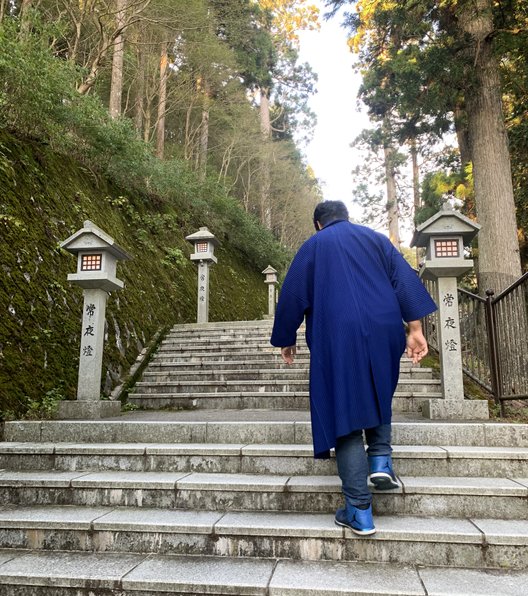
[
  {"xmin": 444, "ymin": 317, "xmax": 456, "ymax": 329},
  {"xmin": 443, "ymin": 293, "xmax": 454, "ymax": 307},
  {"xmin": 82, "ymin": 345, "xmax": 94, "ymax": 357},
  {"xmin": 445, "ymin": 339, "xmax": 458, "ymax": 352},
  {"xmin": 86, "ymin": 304, "xmax": 96, "ymax": 317}
]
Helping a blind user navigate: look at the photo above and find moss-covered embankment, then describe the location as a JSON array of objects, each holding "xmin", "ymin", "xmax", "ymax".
[{"xmin": 0, "ymin": 130, "xmax": 288, "ymax": 419}]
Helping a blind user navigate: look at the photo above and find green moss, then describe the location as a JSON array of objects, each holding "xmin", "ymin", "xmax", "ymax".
[{"xmin": 0, "ymin": 130, "xmax": 275, "ymax": 419}]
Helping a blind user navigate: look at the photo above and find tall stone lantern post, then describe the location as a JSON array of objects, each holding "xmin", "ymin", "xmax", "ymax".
[
  {"xmin": 59, "ymin": 220, "xmax": 131, "ymax": 419},
  {"xmin": 411, "ymin": 204, "xmax": 488, "ymax": 419},
  {"xmin": 186, "ymin": 227, "xmax": 219, "ymax": 324},
  {"xmin": 262, "ymin": 265, "xmax": 278, "ymax": 318}
]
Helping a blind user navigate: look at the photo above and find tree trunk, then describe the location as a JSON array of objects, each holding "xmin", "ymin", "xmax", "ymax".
[
  {"xmin": 0, "ymin": 0, "xmax": 8, "ymax": 24},
  {"xmin": 260, "ymin": 87, "xmax": 271, "ymax": 137},
  {"xmin": 143, "ymin": 94, "xmax": 151, "ymax": 143},
  {"xmin": 184, "ymin": 97, "xmax": 195, "ymax": 161},
  {"xmin": 109, "ymin": 0, "xmax": 127, "ymax": 118},
  {"xmin": 77, "ymin": 41, "xmax": 108, "ymax": 95},
  {"xmin": 259, "ymin": 87, "xmax": 272, "ymax": 229},
  {"xmin": 155, "ymin": 41, "xmax": 168, "ymax": 159},
  {"xmin": 133, "ymin": 41, "xmax": 146, "ymax": 133},
  {"xmin": 458, "ymin": 0, "xmax": 522, "ymax": 293},
  {"xmin": 384, "ymin": 143, "xmax": 400, "ymax": 249},
  {"xmin": 18, "ymin": 0, "xmax": 32, "ymax": 36},
  {"xmin": 410, "ymin": 137, "xmax": 421, "ymax": 263},
  {"xmin": 198, "ymin": 102, "xmax": 209, "ymax": 180},
  {"xmin": 454, "ymin": 101, "xmax": 471, "ymax": 170},
  {"xmin": 410, "ymin": 137, "xmax": 420, "ymax": 218}
]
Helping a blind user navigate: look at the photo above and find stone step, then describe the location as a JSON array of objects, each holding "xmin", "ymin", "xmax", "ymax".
[
  {"xmin": 127, "ymin": 392, "xmax": 442, "ymax": 412},
  {"xmin": 140, "ymin": 367, "xmax": 434, "ymax": 381},
  {"xmin": 171, "ymin": 320, "xmax": 274, "ymax": 330},
  {"xmin": 152, "ymin": 350, "xmax": 313, "ymax": 363},
  {"xmin": 146, "ymin": 359, "xmax": 431, "ymax": 374},
  {"xmin": 1, "ymin": 442, "xmax": 526, "ymax": 477},
  {"xmin": 128, "ymin": 391, "xmax": 312, "ymax": 410},
  {"xmin": 167, "ymin": 324, "xmax": 272, "ymax": 331},
  {"xmin": 6, "ymin": 417, "xmax": 528, "ymax": 447},
  {"xmin": 0, "ymin": 506, "xmax": 526, "ymax": 569},
  {"xmin": 149, "ymin": 358, "xmax": 312, "ymax": 370},
  {"xmin": 161, "ymin": 335, "xmax": 290, "ymax": 346},
  {"xmin": 152, "ymin": 349, "xmax": 417, "ymax": 366},
  {"xmin": 0, "ymin": 470, "xmax": 525, "ymax": 518},
  {"xmin": 157, "ymin": 344, "xmax": 308, "ymax": 354},
  {"xmin": 1, "ymin": 550, "xmax": 526, "ymax": 595},
  {"xmin": 132, "ymin": 379, "xmax": 441, "ymax": 395}
]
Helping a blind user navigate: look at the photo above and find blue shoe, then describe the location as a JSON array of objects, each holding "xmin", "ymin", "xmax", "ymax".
[
  {"xmin": 334, "ymin": 504, "xmax": 376, "ymax": 536},
  {"xmin": 368, "ymin": 455, "xmax": 399, "ymax": 490}
]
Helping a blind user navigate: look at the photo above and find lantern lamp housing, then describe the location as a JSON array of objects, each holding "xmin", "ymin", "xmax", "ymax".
[
  {"xmin": 410, "ymin": 204, "xmax": 481, "ymax": 280},
  {"xmin": 262, "ymin": 265, "xmax": 278, "ymax": 284},
  {"xmin": 60, "ymin": 220, "xmax": 131, "ymax": 292},
  {"xmin": 186, "ymin": 227, "xmax": 219, "ymax": 264}
]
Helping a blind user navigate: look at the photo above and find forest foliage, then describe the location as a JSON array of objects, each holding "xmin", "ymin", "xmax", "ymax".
[
  {"xmin": 326, "ymin": 0, "xmax": 528, "ymax": 290},
  {"xmin": 0, "ymin": 0, "xmax": 321, "ymax": 248}
]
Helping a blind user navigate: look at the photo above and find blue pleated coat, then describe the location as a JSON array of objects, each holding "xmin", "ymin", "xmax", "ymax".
[{"xmin": 270, "ymin": 220, "xmax": 437, "ymax": 459}]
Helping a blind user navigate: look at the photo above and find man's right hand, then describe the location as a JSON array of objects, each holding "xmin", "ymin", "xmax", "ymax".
[
  {"xmin": 281, "ymin": 346, "xmax": 296, "ymax": 365},
  {"xmin": 406, "ymin": 321, "xmax": 428, "ymax": 364}
]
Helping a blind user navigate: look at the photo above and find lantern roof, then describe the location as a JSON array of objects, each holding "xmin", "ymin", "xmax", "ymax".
[
  {"xmin": 262, "ymin": 265, "xmax": 277, "ymax": 275},
  {"xmin": 185, "ymin": 227, "xmax": 220, "ymax": 246},
  {"xmin": 60, "ymin": 220, "xmax": 131, "ymax": 260},
  {"xmin": 411, "ymin": 203, "xmax": 481, "ymax": 248}
]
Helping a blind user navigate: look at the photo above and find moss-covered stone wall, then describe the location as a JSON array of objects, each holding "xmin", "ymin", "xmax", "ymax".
[{"xmin": 0, "ymin": 131, "xmax": 270, "ymax": 419}]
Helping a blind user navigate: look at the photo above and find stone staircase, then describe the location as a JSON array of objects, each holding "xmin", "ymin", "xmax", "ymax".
[
  {"xmin": 129, "ymin": 320, "xmax": 442, "ymax": 414},
  {"xmin": 0, "ymin": 319, "xmax": 527, "ymax": 595}
]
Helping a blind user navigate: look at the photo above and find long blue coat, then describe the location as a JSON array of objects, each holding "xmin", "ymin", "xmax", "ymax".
[{"xmin": 270, "ymin": 220, "xmax": 437, "ymax": 459}]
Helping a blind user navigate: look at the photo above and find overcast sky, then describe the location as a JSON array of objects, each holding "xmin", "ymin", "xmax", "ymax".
[{"xmin": 297, "ymin": 2, "xmax": 369, "ymax": 218}]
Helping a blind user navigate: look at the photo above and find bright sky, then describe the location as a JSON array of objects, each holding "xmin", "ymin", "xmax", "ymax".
[{"xmin": 297, "ymin": 2, "xmax": 368, "ymax": 219}]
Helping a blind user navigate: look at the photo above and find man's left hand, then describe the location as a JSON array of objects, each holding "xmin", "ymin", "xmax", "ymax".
[{"xmin": 281, "ymin": 346, "xmax": 296, "ymax": 365}]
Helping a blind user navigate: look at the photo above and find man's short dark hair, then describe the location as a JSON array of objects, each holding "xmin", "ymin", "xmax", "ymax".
[{"xmin": 313, "ymin": 201, "xmax": 349, "ymax": 230}]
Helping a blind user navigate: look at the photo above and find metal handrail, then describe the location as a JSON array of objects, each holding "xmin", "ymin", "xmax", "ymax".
[
  {"xmin": 491, "ymin": 271, "xmax": 528, "ymax": 302},
  {"xmin": 422, "ymin": 273, "xmax": 528, "ymax": 416},
  {"xmin": 458, "ymin": 287, "xmax": 486, "ymax": 303}
]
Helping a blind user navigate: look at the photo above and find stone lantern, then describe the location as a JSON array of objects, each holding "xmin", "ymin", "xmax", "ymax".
[
  {"xmin": 59, "ymin": 220, "xmax": 131, "ymax": 419},
  {"xmin": 186, "ymin": 227, "xmax": 219, "ymax": 323},
  {"xmin": 262, "ymin": 265, "xmax": 278, "ymax": 318},
  {"xmin": 411, "ymin": 203, "xmax": 488, "ymax": 419}
]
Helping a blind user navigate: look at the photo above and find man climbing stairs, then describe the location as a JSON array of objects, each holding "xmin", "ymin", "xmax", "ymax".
[{"xmin": 0, "ymin": 319, "xmax": 527, "ymax": 594}]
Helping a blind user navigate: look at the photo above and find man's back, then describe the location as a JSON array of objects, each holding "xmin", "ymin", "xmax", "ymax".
[{"xmin": 271, "ymin": 216, "xmax": 436, "ymax": 458}]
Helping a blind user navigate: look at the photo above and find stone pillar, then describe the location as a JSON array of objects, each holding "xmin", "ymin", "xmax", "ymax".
[
  {"xmin": 267, "ymin": 283, "xmax": 276, "ymax": 317},
  {"xmin": 421, "ymin": 279, "xmax": 489, "ymax": 419},
  {"xmin": 262, "ymin": 265, "xmax": 278, "ymax": 320},
  {"xmin": 422, "ymin": 277, "xmax": 489, "ymax": 419},
  {"xmin": 77, "ymin": 289, "xmax": 108, "ymax": 400},
  {"xmin": 435, "ymin": 277, "xmax": 464, "ymax": 400},
  {"xmin": 197, "ymin": 260, "xmax": 210, "ymax": 324}
]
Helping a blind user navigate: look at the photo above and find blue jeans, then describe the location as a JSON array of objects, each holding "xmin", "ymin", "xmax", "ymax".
[{"xmin": 335, "ymin": 424, "xmax": 392, "ymax": 508}]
